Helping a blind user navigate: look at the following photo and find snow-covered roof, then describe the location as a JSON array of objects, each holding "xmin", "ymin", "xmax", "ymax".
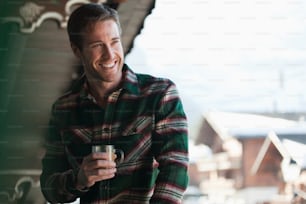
[
  {"xmin": 281, "ymin": 138, "xmax": 306, "ymax": 168},
  {"xmin": 252, "ymin": 131, "xmax": 306, "ymax": 174},
  {"xmin": 205, "ymin": 111, "xmax": 306, "ymax": 140}
]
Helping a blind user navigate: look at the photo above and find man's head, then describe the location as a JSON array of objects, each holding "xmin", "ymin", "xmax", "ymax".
[
  {"xmin": 67, "ymin": 3, "xmax": 124, "ymax": 88},
  {"xmin": 67, "ymin": 3, "xmax": 121, "ymax": 50}
]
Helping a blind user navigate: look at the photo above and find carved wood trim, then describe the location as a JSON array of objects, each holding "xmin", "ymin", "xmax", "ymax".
[
  {"xmin": 0, "ymin": 176, "xmax": 39, "ymax": 202},
  {"xmin": 0, "ymin": 169, "xmax": 41, "ymax": 202},
  {"xmin": 2, "ymin": 0, "xmax": 107, "ymax": 33}
]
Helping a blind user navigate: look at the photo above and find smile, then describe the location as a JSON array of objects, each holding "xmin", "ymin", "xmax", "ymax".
[
  {"xmin": 100, "ymin": 62, "xmax": 116, "ymax": 68},
  {"xmin": 99, "ymin": 62, "xmax": 116, "ymax": 69}
]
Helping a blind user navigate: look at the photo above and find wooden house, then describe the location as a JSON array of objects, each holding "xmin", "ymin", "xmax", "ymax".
[
  {"xmin": 252, "ymin": 131, "xmax": 306, "ymax": 203},
  {"xmin": 194, "ymin": 111, "xmax": 306, "ymax": 204}
]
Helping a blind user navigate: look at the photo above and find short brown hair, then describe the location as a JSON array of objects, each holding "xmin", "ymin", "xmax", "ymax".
[{"xmin": 67, "ymin": 3, "xmax": 121, "ymax": 50}]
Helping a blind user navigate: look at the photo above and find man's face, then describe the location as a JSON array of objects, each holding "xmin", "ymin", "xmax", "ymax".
[{"xmin": 75, "ymin": 19, "xmax": 124, "ymax": 85}]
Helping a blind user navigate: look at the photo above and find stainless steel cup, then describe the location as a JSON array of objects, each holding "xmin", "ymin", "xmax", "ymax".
[{"xmin": 92, "ymin": 144, "xmax": 124, "ymax": 164}]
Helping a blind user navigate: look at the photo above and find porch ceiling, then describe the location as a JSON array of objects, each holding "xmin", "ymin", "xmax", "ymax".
[{"xmin": 0, "ymin": 0, "xmax": 156, "ymax": 54}]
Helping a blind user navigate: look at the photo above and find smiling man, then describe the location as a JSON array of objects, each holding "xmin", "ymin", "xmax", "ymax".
[
  {"xmin": 72, "ymin": 19, "xmax": 124, "ymax": 106},
  {"xmin": 40, "ymin": 3, "xmax": 189, "ymax": 204}
]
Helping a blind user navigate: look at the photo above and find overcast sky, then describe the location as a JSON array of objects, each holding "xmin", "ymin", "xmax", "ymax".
[{"xmin": 126, "ymin": 0, "xmax": 306, "ymax": 135}]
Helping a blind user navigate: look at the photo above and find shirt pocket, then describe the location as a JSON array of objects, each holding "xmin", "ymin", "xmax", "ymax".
[
  {"xmin": 121, "ymin": 115, "xmax": 154, "ymax": 136},
  {"xmin": 116, "ymin": 116, "xmax": 154, "ymax": 161},
  {"xmin": 61, "ymin": 128, "xmax": 93, "ymax": 161}
]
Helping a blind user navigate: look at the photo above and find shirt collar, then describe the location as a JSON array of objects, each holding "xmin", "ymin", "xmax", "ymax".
[
  {"xmin": 79, "ymin": 79, "xmax": 93, "ymax": 100},
  {"xmin": 121, "ymin": 64, "xmax": 140, "ymax": 95},
  {"xmin": 79, "ymin": 64, "xmax": 140, "ymax": 100}
]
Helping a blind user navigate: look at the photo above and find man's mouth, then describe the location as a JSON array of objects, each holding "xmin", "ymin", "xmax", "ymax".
[{"xmin": 101, "ymin": 61, "xmax": 116, "ymax": 68}]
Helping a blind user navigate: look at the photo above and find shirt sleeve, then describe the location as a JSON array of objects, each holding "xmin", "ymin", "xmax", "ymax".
[
  {"xmin": 150, "ymin": 81, "xmax": 189, "ymax": 204},
  {"xmin": 40, "ymin": 105, "xmax": 86, "ymax": 203}
]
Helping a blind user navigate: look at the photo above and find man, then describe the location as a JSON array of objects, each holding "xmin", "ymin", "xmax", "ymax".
[{"xmin": 40, "ymin": 3, "xmax": 189, "ymax": 203}]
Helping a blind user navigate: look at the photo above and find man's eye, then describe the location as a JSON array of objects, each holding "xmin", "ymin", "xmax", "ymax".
[
  {"xmin": 111, "ymin": 40, "xmax": 121, "ymax": 47},
  {"xmin": 113, "ymin": 39, "xmax": 120, "ymax": 44},
  {"xmin": 91, "ymin": 43, "xmax": 103, "ymax": 48}
]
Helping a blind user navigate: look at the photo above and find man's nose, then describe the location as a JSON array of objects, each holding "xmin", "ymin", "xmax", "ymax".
[{"xmin": 102, "ymin": 45, "xmax": 115, "ymax": 60}]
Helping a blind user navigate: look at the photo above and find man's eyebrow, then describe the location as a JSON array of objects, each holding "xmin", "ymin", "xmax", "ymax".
[
  {"xmin": 86, "ymin": 36, "xmax": 121, "ymax": 46},
  {"xmin": 87, "ymin": 40, "xmax": 103, "ymax": 45}
]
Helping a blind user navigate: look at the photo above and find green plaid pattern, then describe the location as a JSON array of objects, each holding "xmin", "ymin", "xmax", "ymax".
[{"xmin": 40, "ymin": 65, "xmax": 189, "ymax": 203}]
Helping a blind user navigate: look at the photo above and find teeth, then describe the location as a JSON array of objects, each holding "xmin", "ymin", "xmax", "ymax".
[{"xmin": 102, "ymin": 62, "xmax": 115, "ymax": 68}]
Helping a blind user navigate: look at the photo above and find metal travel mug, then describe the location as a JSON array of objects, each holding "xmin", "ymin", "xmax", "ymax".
[{"xmin": 92, "ymin": 144, "xmax": 124, "ymax": 163}]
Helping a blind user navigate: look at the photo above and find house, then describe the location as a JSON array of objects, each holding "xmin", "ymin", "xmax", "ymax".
[
  {"xmin": 252, "ymin": 131, "xmax": 306, "ymax": 204},
  {"xmin": 194, "ymin": 111, "xmax": 306, "ymax": 204}
]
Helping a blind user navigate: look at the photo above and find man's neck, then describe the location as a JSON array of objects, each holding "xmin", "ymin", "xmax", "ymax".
[{"xmin": 87, "ymin": 80, "xmax": 120, "ymax": 107}]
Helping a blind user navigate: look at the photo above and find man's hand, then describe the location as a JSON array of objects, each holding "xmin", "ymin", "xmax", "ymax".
[{"xmin": 76, "ymin": 152, "xmax": 117, "ymax": 190}]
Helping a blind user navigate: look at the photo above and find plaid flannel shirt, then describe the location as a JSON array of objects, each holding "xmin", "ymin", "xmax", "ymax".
[{"xmin": 40, "ymin": 64, "xmax": 189, "ymax": 203}]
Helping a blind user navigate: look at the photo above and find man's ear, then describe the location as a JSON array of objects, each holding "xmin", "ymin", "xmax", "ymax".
[{"xmin": 71, "ymin": 43, "xmax": 82, "ymax": 59}]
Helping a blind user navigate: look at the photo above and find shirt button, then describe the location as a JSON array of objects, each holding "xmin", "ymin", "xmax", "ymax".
[{"xmin": 132, "ymin": 127, "xmax": 137, "ymax": 133}]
